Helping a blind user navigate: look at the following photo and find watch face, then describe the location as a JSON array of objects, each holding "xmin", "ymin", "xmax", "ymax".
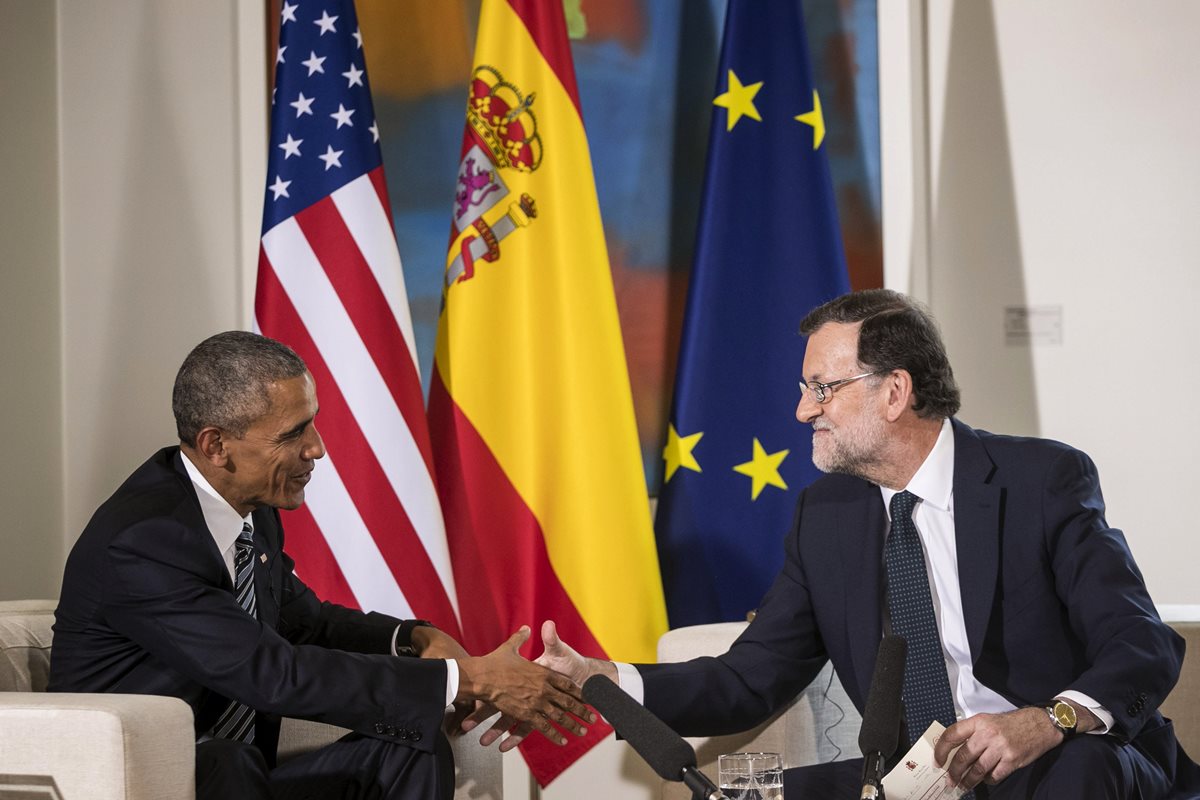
[{"xmin": 1053, "ymin": 701, "xmax": 1077, "ymax": 729}]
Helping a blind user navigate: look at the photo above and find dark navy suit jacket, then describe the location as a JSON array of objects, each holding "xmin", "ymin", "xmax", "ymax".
[
  {"xmin": 638, "ymin": 420, "xmax": 1195, "ymax": 787},
  {"xmin": 49, "ymin": 447, "xmax": 447, "ymax": 762}
]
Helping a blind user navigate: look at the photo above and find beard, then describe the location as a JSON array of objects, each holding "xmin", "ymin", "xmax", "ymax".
[{"xmin": 810, "ymin": 411, "xmax": 888, "ymax": 482}]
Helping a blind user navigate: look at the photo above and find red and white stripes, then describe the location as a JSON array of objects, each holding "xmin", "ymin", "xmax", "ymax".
[{"xmin": 255, "ymin": 168, "xmax": 460, "ymax": 635}]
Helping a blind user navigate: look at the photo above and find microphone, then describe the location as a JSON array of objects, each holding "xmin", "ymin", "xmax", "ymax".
[
  {"xmin": 858, "ymin": 635, "xmax": 907, "ymax": 800},
  {"xmin": 582, "ymin": 675, "xmax": 727, "ymax": 800}
]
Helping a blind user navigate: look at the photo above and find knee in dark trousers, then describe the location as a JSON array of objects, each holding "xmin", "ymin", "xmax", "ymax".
[
  {"xmin": 196, "ymin": 739, "xmax": 273, "ymax": 800},
  {"xmin": 988, "ymin": 735, "xmax": 1149, "ymax": 800},
  {"xmin": 270, "ymin": 732, "xmax": 454, "ymax": 800}
]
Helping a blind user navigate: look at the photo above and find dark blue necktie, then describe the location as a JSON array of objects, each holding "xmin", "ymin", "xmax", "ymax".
[
  {"xmin": 885, "ymin": 491, "xmax": 958, "ymax": 746},
  {"xmin": 212, "ymin": 522, "xmax": 258, "ymax": 744}
]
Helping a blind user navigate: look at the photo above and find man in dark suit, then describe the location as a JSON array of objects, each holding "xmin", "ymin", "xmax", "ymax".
[
  {"xmin": 537, "ymin": 290, "xmax": 1198, "ymax": 797},
  {"xmin": 50, "ymin": 331, "xmax": 593, "ymax": 800}
]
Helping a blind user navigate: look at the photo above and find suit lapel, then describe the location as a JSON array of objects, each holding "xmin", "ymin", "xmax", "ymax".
[
  {"xmin": 168, "ymin": 449, "xmax": 235, "ymax": 591},
  {"xmin": 838, "ymin": 480, "xmax": 889, "ymax": 699},
  {"xmin": 951, "ymin": 420, "xmax": 1002, "ymax": 663}
]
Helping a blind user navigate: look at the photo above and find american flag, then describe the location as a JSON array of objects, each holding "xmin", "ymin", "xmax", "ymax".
[{"xmin": 254, "ymin": 0, "xmax": 461, "ymax": 637}]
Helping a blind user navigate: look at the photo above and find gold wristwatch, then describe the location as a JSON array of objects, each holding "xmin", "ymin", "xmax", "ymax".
[{"xmin": 1044, "ymin": 698, "xmax": 1078, "ymax": 738}]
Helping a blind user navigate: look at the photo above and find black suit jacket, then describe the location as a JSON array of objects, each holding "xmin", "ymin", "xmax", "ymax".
[
  {"xmin": 49, "ymin": 447, "xmax": 447, "ymax": 760},
  {"xmin": 638, "ymin": 420, "xmax": 1195, "ymax": 786}
]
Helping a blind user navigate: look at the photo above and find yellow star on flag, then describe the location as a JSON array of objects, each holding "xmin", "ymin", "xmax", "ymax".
[
  {"xmin": 794, "ymin": 90, "xmax": 826, "ymax": 150},
  {"xmin": 732, "ymin": 438, "xmax": 789, "ymax": 500},
  {"xmin": 713, "ymin": 69, "xmax": 763, "ymax": 132},
  {"xmin": 662, "ymin": 424, "xmax": 703, "ymax": 482}
]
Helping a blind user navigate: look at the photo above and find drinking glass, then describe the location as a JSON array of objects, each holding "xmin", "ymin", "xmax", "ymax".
[{"xmin": 718, "ymin": 752, "xmax": 783, "ymax": 800}]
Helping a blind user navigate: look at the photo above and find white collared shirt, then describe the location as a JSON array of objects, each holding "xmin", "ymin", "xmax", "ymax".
[{"xmin": 179, "ymin": 449, "xmax": 458, "ymax": 706}]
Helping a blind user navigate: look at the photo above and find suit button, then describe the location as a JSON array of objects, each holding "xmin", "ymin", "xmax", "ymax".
[
  {"xmin": 387, "ymin": 725, "xmax": 398, "ymax": 736},
  {"xmin": 374, "ymin": 723, "xmax": 386, "ymax": 734},
  {"xmin": 410, "ymin": 732, "xmax": 422, "ymax": 743}
]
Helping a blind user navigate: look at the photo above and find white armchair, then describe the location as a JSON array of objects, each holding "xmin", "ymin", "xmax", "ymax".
[{"xmin": 0, "ymin": 600, "xmax": 501, "ymax": 800}]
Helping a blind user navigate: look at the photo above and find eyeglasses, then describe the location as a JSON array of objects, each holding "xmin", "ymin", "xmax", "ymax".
[{"xmin": 799, "ymin": 370, "xmax": 884, "ymax": 404}]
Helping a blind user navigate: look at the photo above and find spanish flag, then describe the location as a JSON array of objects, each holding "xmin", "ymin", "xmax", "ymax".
[{"xmin": 428, "ymin": 0, "xmax": 668, "ymax": 785}]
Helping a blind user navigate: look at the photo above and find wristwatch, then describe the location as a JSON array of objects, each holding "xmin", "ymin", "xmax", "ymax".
[
  {"xmin": 395, "ymin": 619, "xmax": 436, "ymax": 657},
  {"xmin": 1043, "ymin": 699, "xmax": 1078, "ymax": 739}
]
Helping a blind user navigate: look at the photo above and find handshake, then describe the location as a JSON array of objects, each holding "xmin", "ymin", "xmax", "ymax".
[{"xmin": 419, "ymin": 620, "xmax": 609, "ymax": 751}]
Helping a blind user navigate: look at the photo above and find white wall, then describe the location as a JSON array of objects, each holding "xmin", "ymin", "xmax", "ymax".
[{"xmin": 882, "ymin": 0, "xmax": 1200, "ymax": 609}]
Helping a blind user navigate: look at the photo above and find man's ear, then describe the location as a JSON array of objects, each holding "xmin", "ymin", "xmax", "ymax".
[
  {"xmin": 193, "ymin": 427, "xmax": 230, "ymax": 467},
  {"xmin": 883, "ymin": 369, "xmax": 915, "ymax": 423}
]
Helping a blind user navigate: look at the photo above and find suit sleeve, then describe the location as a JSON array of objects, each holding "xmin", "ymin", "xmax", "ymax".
[
  {"xmin": 637, "ymin": 491, "xmax": 828, "ymax": 736},
  {"xmin": 1044, "ymin": 447, "xmax": 1184, "ymax": 741},
  {"xmin": 102, "ymin": 517, "xmax": 446, "ymax": 752}
]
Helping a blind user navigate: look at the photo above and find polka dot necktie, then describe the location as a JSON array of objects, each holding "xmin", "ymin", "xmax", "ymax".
[
  {"xmin": 212, "ymin": 522, "xmax": 258, "ymax": 744},
  {"xmin": 885, "ymin": 491, "xmax": 958, "ymax": 747}
]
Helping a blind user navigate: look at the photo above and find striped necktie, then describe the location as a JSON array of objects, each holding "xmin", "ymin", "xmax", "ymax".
[{"xmin": 212, "ymin": 522, "xmax": 258, "ymax": 743}]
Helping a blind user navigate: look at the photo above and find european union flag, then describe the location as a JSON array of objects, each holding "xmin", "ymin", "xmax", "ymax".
[{"xmin": 654, "ymin": 0, "xmax": 850, "ymax": 627}]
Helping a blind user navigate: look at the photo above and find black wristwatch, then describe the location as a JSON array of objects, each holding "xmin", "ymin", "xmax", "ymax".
[
  {"xmin": 395, "ymin": 619, "xmax": 436, "ymax": 657},
  {"xmin": 1043, "ymin": 699, "xmax": 1078, "ymax": 739}
]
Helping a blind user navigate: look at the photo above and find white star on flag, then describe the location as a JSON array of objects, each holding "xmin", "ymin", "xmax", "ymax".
[
  {"xmin": 281, "ymin": 1, "xmax": 298, "ymax": 24},
  {"xmin": 276, "ymin": 45, "xmax": 287, "ymax": 65},
  {"xmin": 318, "ymin": 145, "xmax": 344, "ymax": 171},
  {"xmin": 352, "ymin": 28, "xmax": 362, "ymax": 48},
  {"xmin": 330, "ymin": 103, "xmax": 355, "ymax": 129},
  {"xmin": 278, "ymin": 134, "xmax": 302, "ymax": 159},
  {"xmin": 342, "ymin": 63, "xmax": 364, "ymax": 88},
  {"xmin": 369, "ymin": 121, "xmax": 379, "ymax": 143},
  {"xmin": 269, "ymin": 175, "xmax": 291, "ymax": 200},
  {"xmin": 302, "ymin": 51, "xmax": 327, "ymax": 76},
  {"xmin": 290, "ymin": 92, "xmax": 315, "ymax": 117},
  {"xmin": 314, "ymin": 10, "xmax": 338, "ymax": 35}
]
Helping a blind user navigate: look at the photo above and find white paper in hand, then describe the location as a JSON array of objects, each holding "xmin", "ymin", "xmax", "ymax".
[{"xmin": 881, "ymin": 721, "xmax": 969, "ymax": 800}]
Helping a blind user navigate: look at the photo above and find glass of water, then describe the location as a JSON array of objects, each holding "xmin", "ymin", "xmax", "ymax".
[{"xmin": 718, "ymin": 752, "xmax": 783, "ymax": 800}]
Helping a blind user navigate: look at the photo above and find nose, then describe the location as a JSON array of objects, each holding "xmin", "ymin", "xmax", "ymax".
[
  {"xmin": 796, "ymin": 391, "xmax": 821, "ymax": 424},
  {"xmin": 304, "ymin": 425, "xmax": 327, "ymax": 461}
]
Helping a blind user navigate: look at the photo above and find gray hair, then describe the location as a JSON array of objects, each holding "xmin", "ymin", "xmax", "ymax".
[{"xmin": 173, "ymin": 331, "xmax": 308, "ymax": 445}]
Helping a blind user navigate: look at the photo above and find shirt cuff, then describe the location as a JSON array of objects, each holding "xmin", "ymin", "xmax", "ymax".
[
  {"xmin": 444, "ymin": 659, "xmax": 460, "ymax": 709},
  {"xmin": 1057, "ymin": 690, "xmax": 1114, "ymax": 734},
  {"xmin": 613, "ymin": 662, "xmax": 645, "ymax": 705}
]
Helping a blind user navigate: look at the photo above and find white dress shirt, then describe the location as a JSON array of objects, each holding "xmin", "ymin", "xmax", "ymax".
[
  {"xmin": 180, "ymin": 451, "xmax": 458, "ymax": 706},
  {"xmin": 618, "ymin": 419, "xmax": 1111, "ymax": 732}
]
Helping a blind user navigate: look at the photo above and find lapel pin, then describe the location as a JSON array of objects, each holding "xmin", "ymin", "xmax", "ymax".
[{"xmin": 260, "ymin": 554, "xmax": 268, "ymax": 563}]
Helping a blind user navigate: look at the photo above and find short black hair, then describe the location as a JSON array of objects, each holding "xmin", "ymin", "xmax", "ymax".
[
  {"xmin": 800, "ymin": 289, "xmax": 961, "ymax": 419},
  {"xmin": 173, "ymin": 331, "xmax": 308, "ymax": 445}
]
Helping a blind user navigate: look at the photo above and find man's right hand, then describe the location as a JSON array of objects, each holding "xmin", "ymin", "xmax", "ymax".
[
  {"xmin": 454, "ymin": 626, "xmax": 596, "ymax": 748},
  {"xmin": 534, "ymin": 619, "xmax": 618, "ymax": 685}
]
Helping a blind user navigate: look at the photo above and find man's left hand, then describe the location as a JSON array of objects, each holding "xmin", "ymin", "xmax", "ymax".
[{"xmin": 934, "ymin": 707, "xmax": 1063, "ymax": 790}]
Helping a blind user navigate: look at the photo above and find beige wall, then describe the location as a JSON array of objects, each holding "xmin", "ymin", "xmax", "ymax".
[
  {"xmin": 0, "ymin": 0, "xmax": 265, "ymax": 601},
  {"xmin": 0, "ymin": 0, "xmax": 63, "ymax": 600}
]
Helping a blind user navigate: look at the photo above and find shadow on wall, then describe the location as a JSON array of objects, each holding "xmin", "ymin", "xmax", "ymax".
[
  {"xmin": 928, "ymin": 0, "xmax": 1039, "ymax": 436},
  {"xmin": 77, "ymin": 4, "xmax": 230, "ymax": 533}
]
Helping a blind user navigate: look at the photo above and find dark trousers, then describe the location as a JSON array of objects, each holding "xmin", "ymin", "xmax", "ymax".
[
  {"xmin": 196, "ymin": 732, "xmax": 454, "ymax": 800},
  {"xmin": 783, "ymin": 734, "xmax": 1187, "ymax": 799}
]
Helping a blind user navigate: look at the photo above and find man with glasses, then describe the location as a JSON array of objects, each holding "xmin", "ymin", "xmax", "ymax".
[{"xmin": 538, "ymin": 289, "xmax": 1198, "ymax": 797}]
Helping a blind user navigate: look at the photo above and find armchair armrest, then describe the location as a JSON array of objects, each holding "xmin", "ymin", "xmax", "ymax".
[{"xmin": 0, "ymin": 692, "xmax": 194, "ymax": 800}]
